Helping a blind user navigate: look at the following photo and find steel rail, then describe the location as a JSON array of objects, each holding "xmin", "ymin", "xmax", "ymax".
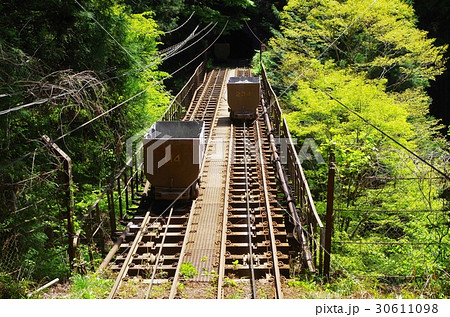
[
  {"xmin": 108, "ymin": 211, "xmax": 152, "ymax": 299},
  {"xmin": 220, "ymin": 110, "xmax": 290, "ymax": 298},
  {"xmin": 104, "ymin": 66, "xmax": 221, "ymax": 298},
  {"xmin": 261, "ymin": 99, "xmax": 315, "ymax": 272},
  {"xmin": 186, "ymin": 69, "xmax": 217, "ymax": 121},
  {"xmin": 243, "ymin": 122, "xmax": 257, "ymax": 298},
  {"xmin": 168, "ymin": 70, "xmax": 226, "ymax": 298},
  {"xmin": 145, "ymin": 207, "xmax": 174, "ymax": 298},
  {"xmin": 217, "ymin": 123, "xmax": 234, "ymax": 299},
  {"xmin": 260, "ymin": 64, "xmax": 323, "ymax": 271},
  {"xmin": 98, "ymin": 221, "xmax": 133, "ymax": 272},
  {"xmin": 200, "ymin": 71, "xmax": 222, "ymax": 122},
  {"xmin": 255, "ymin": 119, "xmax": 283, "ymax": 299}
]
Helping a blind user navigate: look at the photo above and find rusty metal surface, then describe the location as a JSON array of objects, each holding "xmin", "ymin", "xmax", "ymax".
[
  {"xmin": 219, "ymin": 115, "xmax": 290, "ymax": 298},
  {"xmin": 227, "ymin": 77, "xmax": 260, "ymax": 120},
  {"xmin": 181, "ymin": 70, "xmax": 230, "ymax": 281},
  {"xmin": 143, "ymin": 121, "xmax": 205, "ymax": 198}
]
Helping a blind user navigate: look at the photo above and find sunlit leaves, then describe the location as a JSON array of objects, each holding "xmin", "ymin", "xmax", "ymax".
[
  {"xmin": 267, "ymin": 0, "xmax": 450, "ymax": 286},
  {"xmin": 273, "ymin": 0, "xmax": 447, "ymax": 91}
]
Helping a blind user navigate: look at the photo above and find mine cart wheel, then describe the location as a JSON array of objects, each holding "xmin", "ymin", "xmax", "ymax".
[
  {"xmin": 149, "ymin": 185, "xmax": 156, "ymax": 200},
  {"xmin": 190, "ymin": 182, "xmax": 200, "ymax": 199}
]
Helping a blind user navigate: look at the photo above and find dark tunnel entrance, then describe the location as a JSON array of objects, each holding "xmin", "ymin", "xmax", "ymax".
[{"xmin": 213, "ymin": 28, "xmax": 260, "ymax": 65}]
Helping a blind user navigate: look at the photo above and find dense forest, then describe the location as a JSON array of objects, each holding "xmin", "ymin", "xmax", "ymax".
[{"xmin": 0, "ymin": 0, "xmax": 448, "ymax": 298}]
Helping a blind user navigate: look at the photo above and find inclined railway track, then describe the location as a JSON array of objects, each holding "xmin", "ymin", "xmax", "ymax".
[
  {"xmin": 184, "ymin": 68, "xmax": 226, "ymax": 138},
  {"xmin": 107, "ymin": 68, "xmax": 291, "ymax": 299},
  {"xmin": 217, "ymin": 111, "xmax": 290, "ymax": 299},
  {"xmin": 108, "ymin": 202, "xmax": 193, "ymax": 298},
  {"xmin": 108, "ymin": 69, "xmax": 226, "ymax": 299}
]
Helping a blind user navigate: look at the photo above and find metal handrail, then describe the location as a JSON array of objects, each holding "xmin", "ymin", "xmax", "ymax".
[
  {"xmin": 260, "ymin": 63, "xmax": 324, "ymax": 272},
  {"xmin": 162, "ymin": 61, "xmax": 206, "ymax": 121}
]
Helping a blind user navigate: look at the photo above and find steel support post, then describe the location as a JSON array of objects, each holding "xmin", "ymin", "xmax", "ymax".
[{"xmin": 324, "ymin": 152, "xmax": 336, "ymax": 278}]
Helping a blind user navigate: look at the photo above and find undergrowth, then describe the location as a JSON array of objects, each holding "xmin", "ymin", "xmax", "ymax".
[
  {"xmin": 63, "ymin": 274, "xmax": 113, "ymax": 299},
  {"xmin": 285, "ymin": 273, "xmax": 449, "ymax": 299}
]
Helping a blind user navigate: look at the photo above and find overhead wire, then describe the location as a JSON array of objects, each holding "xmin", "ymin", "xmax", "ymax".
[
  {"xmin": 163, "ymin": 11, "xmax": 195, "ymax": 34},
  {"xmin": 0, "ymin": 90, "xmax": 81, "ymax": 116},
  {"xmin": 1, "ymin": 169, "xmax": 59, "ymax": 186},
  {"xmin": 0, "ymin": 18, "xmax": 227, "ymax": 173},
  {"xmin": 1, "ymin": 16, "xmax": 206, "ymax": 109},
  {"xmin": 0, "ymin": 6, "xmax": 200, "ymax": 117},
  {"xmin": 245, "ymin": 0, "xmax": 381, "ymax": 130},
  {"xmin": 76, "ymin": 0, "xmax": 211, "ymax": 95},
  {"xmin": 159, "ymin": 24, "xmax": 201, "ymax": 57},
  {"xmin": 160, "ymin": 23, "xmax": 217, "ymax": 61},
  {"xmin": 275, "ymin": 199, "xmax": 364, "ymax": 287},
  {"xmin": 244, "ymin": 20, "xmax": 264, "ymax": 45},
  {"xmin": 306, "ymin": 79, "xmax": 450, "ymax": 181},
  {"xmin": 0, "ymin": 87, "xmax": 149, "ymax": 172},
  {"xmin": 170, "ymin": 20, "xmax": 229, "ymax": 77},
  {"xmin": 78, "ymin": 21, "xmax": 229, "ymax": 246},
  {"xmin": 270, "ymin": 0, "xmax": 380, "ymax": 102},
  {"xmin": 73, "ymin": 24, "xmax": 229, "ymax": 264},
  {"xmin": 75, "ymin": 0, "xmax": 141, "ymax": 70}
]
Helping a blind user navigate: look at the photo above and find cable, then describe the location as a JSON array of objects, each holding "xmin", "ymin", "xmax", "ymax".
[
  {"xmin": 75, "ymin": 0, "xmax": 141, "ymax": 69},
  {"xmin": 1, "ymin": 22, "xmax": 221, "ymax": 171},
  {"xmin": 254, "ymin": 0, "xmax": 448, "ymax": 180},
  {"xmin": 307, "ymin": 78, "xmax": 450, "ymax": 181},
  {"xmin": 0, "ymin": 24, "xmax": 203, "ymax": 117},
  {"xmin": 0, "ymin": 70, "xmax": 108, "ymax": 117},
  {"xmin": 274, "ymin": 196, "xmax": 364, "ymax": 287},
  {"xmin": 0, "ymin": 90, "xmax": 77, "ymax": 116},
  {"xmin": 169, "ymin": 20, "xmax": 229, "ymax": 77},
  {"xmin": 244, "ymin": 20, "xmax": 264, "ymax": 45},
  {"xmin": 1, "ymin": 169, "xmax": 59, "ymax": 187},
  {"xmin": 0, "ymin": 87, "xmax": 149, "ymax": 172},
  {"xmin": 4, "ymin": 0, "xmax": 224, "ymax": 178},
  {"xmin": 250, "ymin": 0, "xmax": 379, "ymax": 124},
  {"xmin": 160, "ymin": 23, "xmax": 216, "ymax": 61},
  {"xmin": 0, "ymin": 22, "xmax": 223, "ymax": 173},
  {"xmin": 159, "ymin": 24, "xmax": 201, "ymax": 59},
  {"xmin": 278, "ymin": 0, "xmax": 380, "ymax": 102},
  {"xmin": 164, "ymin": 11, "xmax": 195, "ymax": 34},
  {"xmin": 1, "ymin": 9, "xmax": 203, "ymax": 117},
  {"xmin": 159, "ymin": 24, "xmax": 203, "ymax": 56},
  {"xmin": 75, "ymin": 0, "xmax": 184, "ymax": 112}
]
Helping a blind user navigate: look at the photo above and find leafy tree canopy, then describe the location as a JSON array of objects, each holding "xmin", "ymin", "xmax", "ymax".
[{"xmin": 271, "ymin": 0, "xmax": 447, "ymax": 91}]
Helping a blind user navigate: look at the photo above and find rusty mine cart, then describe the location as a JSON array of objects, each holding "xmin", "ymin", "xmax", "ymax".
[{"xmin": 143, "ymin": 121, "xmax": 205, "ymax": 200}]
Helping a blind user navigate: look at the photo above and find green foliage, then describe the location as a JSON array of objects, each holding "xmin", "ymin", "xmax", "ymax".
[
  {"xmin": 179, "ymin": 262, "xmax": 198, "ymax": 280},
  {"xmin": 0, "ymin": 272, "xmax": 29, "ymax": 299},
  {"xmin": 263, "ymin": 0, "xmax": 450, "ymax": 296},
  {"xmin": 227, "ymin": 289, "xmax": 244, "ymax": 299},
  {"xmin": 0, "ymin": 0, "xmax": 169, "ymax": 293},
  {"xmin": 223, "ymin": 277, "xmax": 237, "ymax": 287},
  {"xmin": 271, "ymin": 0, "xmax": 447, "ymax": 91},
  {"xmin": 65, "ymin": 274, "xmax": 113, "ymax": 299},
  {"xmin": 124, "ymin": 0, "xmax": 184, "ymax": 32},
  {"xmin": 186, "ymin": 0, "xmax": 256, "ymax": 32},
  {"xmin": 286, "ymin": 274, "xmax": 448, "ymax": 298}
]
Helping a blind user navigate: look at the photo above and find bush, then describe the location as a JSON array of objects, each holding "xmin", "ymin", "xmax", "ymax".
[{"xmin": 0, "ymin": 272, "xmax": 28, "ymax": 299}]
